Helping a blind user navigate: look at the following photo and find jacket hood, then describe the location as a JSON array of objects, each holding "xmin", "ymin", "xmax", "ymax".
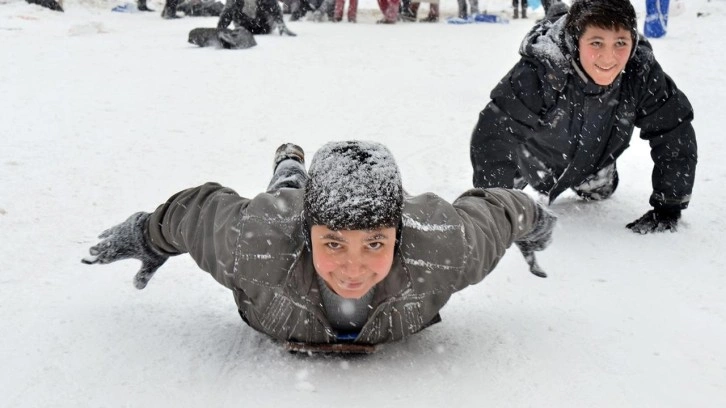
[{"xmin": 518, "ymin": 16, "xmax": 573, "ymax": 92}]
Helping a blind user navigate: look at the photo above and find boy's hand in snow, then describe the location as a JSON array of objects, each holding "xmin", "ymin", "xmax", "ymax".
[
  {"xmin": 516, "ymin": 202, "xmax": 557, "ymax": 252},
  {"xmin": 626, "ymin": 208, "xmax": 680, "ymax": 234},
  {"xmin": 81, "ymin": 212, "xmax": 168, "ymax": 289},
  {"xmin": 515, "ymin": 202, "xmax": 557, "ymax": 278}
]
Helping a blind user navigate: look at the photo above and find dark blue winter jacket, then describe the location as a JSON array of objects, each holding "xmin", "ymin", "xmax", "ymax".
[{"xmin": 470, "ymin": 16, "xmax": 697, "ymax": 211}]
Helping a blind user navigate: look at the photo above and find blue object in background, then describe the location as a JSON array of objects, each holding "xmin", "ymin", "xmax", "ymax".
[
  {"xmin": 644, "ymin": 0, "xmax": 669, "ymax": 38},
  {"xmin": 529, "ymin": 0, "xmax": 541, "ymax": 10},
  {"xmin": 111, "ymin": 2, "xmax": 139, "ymax": 12},
  {"xmin": 447, "ymin": 14, "xmax": 510, "ymax": 24},
  {"xmin": 473, "ymin": 14, "xmax": 509, "ymax": 24}
]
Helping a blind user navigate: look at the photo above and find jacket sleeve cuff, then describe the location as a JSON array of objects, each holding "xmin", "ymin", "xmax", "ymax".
[{"xmin": 649, "ymin": 192, "xmax": 690, "ymax": 211}]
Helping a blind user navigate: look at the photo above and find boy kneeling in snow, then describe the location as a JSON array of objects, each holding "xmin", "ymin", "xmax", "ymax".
[
  {"xmin": 82, "ymin": 141, "xmax": 554, "ymax": 347},
  {"xmin": 470, "ymin": 0, "xmax": 697, "ymax": 234}
]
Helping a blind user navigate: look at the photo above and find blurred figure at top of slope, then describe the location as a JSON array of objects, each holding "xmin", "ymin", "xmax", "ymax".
[
  {"xmin": 26, "ymin": 0, "xmax": 63, "ymax": 12},
  {"xmin": 454, "ymin": 0, "xmax": 479, "ymax": 20},
  {"xmin": 161, "ymin": 0, "xmax": 296, "ymax": 36},
  {"xmin": 376, "ymin": 0, "xmax": 400, "ymax": 23},
  {"xmin": 330, "ymin": 0, "xmax": 358, "ymax": 22},
  {"xmin": 512, "ymin": 0, "xmax": 527, "ymax": 19},
  {"xmin": 405, "ymin": 0, "xmax": 440, "ymax": 23},
  {"xmin": 82, "ymin": 141, "xmax": 555, "ymax": 348},
  {"xmin": 214, "ymin": 0, "xmax": 295, "ymax": 35},
  {"xmin": 286, "ymin": 0, "xmax": 334, "ymax": 22},
  {"xmin": 469, "ymin": 0, "xmax": 697, "ymax": 234}
]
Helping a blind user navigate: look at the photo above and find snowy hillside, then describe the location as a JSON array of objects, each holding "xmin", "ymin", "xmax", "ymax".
[{"xmin": 1, "ymin": 0, "xmax": 724, "ymax": 406}]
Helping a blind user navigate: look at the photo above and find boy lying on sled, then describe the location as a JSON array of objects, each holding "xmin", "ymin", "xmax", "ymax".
[{"xmin": 82, "ymin": 141, "xmax": 555, "ymax": 352}]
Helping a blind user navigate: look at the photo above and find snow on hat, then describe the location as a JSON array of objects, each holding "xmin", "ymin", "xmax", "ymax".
[
  {"xmin": 564, "ymin": 0, "xmax": 639, "ymax": 59},
  {"xmin": 304, "ymin": 141, "xmax": 403, "ymax": 231}
]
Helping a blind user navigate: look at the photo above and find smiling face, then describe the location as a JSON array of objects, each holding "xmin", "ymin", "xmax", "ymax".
[
  {"xmin": 578, "ymin": 25, "xmax": 633, "ymax": 86},
  {"xmin": 310, "ymin": 226, "xmax": 396, "ymax": 299}
]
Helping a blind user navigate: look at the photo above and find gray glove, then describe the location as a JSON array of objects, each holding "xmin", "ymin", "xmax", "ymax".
[
  {"xmin": 82, "ymin": 212, "xmax": 168, "ymax": 289},
  {"xmin": 515, "ymin": 202, "xmax": 557, "ymax": 278}
]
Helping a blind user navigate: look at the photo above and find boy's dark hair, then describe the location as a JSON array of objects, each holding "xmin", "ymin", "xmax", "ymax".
[
  {"xmin": 565, "ymin": 0, "xmax": 638, "ymax": 45},
  {"xmin": 304, "ymin": 141, "xmax": 403, "ymax": 231}
]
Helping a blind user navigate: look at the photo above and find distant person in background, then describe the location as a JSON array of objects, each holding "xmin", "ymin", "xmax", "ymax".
[
  {"xmin": 469, "ymin": 0, "xmax": 697, "ymax": 234},
  {"xmin": 137, "ymin": 0, "xmax": 154, "ymax": 11},
  {"xmin": 377, "ymin": 0, "xmax": 400, "ymax": 23},
  {"xmin": 288, "ymin": 0, "xmax": 313, "ymax": 21},
  {"xmin": 287, "ymin": 0, "xmax": 334, "ymax": 21},
  {"xmin": 312, "ymin": 0, "xmax": 337, "ymax": 21},
  {"xmin": 162, "ymin": 0, "xmax": 181, "ymax": 17},
  {"xmin": 409, "ymin": 0, "xmax": 439, "ymax": 22},
  {"xmin": 457, "ymin": 0, "xmax": 479, "ymax": 19},
  {"xmin": 512, "ymin": 0, "xmax": 527, "ymax": 19},
  {"xmin": 215, "ymin": 0, "xmax": 296, "ymax": 35},
  {"xmin": 400, "ymin": 0, "xmax": 415, "ymax": 21},
  {"xmin": 26, "ymin": 0, "xmax": 63, "ymax": 11},
  {"xmin": 333, "ymin": 0, "xmax": 358, "ymax": 22}
]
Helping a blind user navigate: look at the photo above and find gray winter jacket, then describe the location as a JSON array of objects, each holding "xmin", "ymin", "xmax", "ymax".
[
  {"xmin": 470, "ymin": 16, "xmax": 697, "ymax": 211},
  {"xmin": 145, "ymin": 182, "xmax": 539, "ymax": 345}
]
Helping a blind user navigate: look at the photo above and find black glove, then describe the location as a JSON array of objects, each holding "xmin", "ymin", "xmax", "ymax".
[
  {"xmin": 515, "ymin": 202, "xmax": 557, "ymax": 278},
  {"xmin": 275, "ymin": 22, "xmax": 297, "ymax": 36},
  {"xmin": 626, "ymin": 208, "xmax": 681, "ymax": 234},
  {"xmin": 82, "ymin": 212, "xmax": 169, "ymax": 289}
]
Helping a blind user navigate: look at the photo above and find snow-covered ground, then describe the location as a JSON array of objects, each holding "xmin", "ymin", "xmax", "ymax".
[{"xmin": 1, "ymin": 0, "xmax": 724, "ymax": 406}]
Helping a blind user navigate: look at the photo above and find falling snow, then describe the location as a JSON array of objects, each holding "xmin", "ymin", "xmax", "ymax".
[{"xmin": 1, "ymin": 0, "xmax": 724, "ymax": 407}]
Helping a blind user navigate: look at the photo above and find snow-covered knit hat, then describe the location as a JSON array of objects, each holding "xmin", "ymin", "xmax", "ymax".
[
  {"xmin": 564, "ymin": 0, "xmax": 639, "ymax": 60},
  {"xmin": 304, "ymin": 141, "xmax": 403, "ymax": 231}
]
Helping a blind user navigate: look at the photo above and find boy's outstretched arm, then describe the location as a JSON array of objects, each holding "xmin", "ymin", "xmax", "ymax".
[
  {"xmin": 454, "ymin": 188, "xmax": 557, "ymax": 284},
  {"xmin": 81, "ymin": 212, "xmax": 169, "ymax": 289},
  {"xmin": 82, "ymin": 183, "xmax": 249, "ymax": 290}
]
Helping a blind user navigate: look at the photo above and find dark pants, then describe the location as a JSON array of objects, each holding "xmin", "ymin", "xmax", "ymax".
[{"xmin": 218, "ymin": 0, "xmax": 285, "ymax": 33}]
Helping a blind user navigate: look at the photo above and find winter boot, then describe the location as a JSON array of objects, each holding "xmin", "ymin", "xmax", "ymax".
[
  {"xmin": 419, "ymin": 3, "xmax": 438, "ymax": 22},
  {"xmin": 572, "ymin": 163, "xmax": 619, "ymax": 201},
  {"xmin": 137, "ymin": 0, "xmax": 154, "ymax": 11},
  {"xmin": 512, "ymin": 6, "xmax": 519, "ymax": 19},
  {"xmin": 399, "ymin": 9, "xmax": 416, "ymax": 21},
  {"xmin": 274, "ymin": 143, "xmax": 306, "ymax": 171},
  {"xmin": 400, "ymin": 1, "xmax": 417, "ymax": 21},
  {"xmin": 521, "ymin": 7, "xmax": 527, "ymax": 18},
  {"xmin": 269, "ymin": 144, "xmax": 307, "ymax": 191}
]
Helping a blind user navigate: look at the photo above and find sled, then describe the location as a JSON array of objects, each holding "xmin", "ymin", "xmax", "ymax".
[
  {"xmin": 188, "ymin": 27, "xmax": 257, "ymax": 49},
  {"xmin": 284, "ymin": 341, "xmax": 378, "ymax": 355}
]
